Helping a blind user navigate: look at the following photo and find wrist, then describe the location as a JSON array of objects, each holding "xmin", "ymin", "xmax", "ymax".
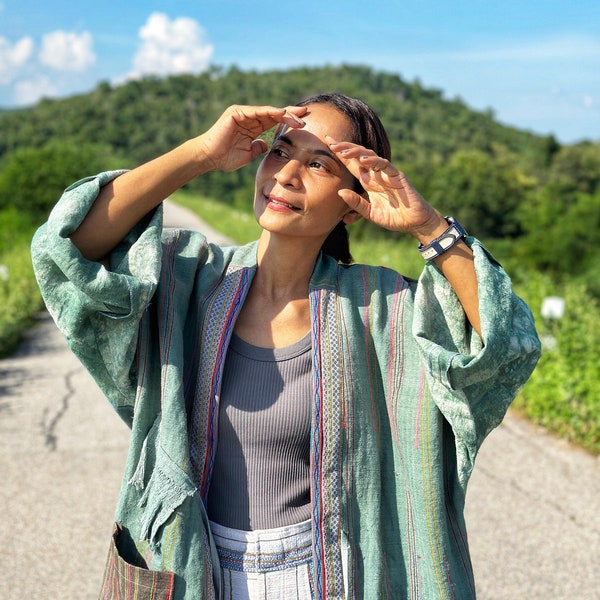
[
  {"xmin": 189, "ymin": 136, "xmax": 218, "ymax": 175},
  {"xmin": 410, "ymin": 212, "xmax": 449, "ymax": 246},
  {"xmin": 417, "ymin": 216, "xmax": 468, "ymax": 261}
]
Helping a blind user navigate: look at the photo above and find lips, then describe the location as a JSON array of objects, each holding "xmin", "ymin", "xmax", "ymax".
[{"xmin": 265, "ymin": 194, "xmax": 300, "ymax": 211}]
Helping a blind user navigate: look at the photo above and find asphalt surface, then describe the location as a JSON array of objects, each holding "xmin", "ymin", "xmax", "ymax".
[{"xmin": 1, "ymin": 201, "xmax": 598, "ymax": 599}]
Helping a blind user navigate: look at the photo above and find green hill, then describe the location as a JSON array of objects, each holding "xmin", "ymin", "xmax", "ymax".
[
  {"xmin": 0, "ymin": 64, "xmax": 542, "ymax": 171},
  {"xmin": 0, "ymin": 64, "xmax": 598, "ymax": 284}
]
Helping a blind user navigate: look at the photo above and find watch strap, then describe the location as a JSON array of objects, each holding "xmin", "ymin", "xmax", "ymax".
[{"xmin": 418, "ymin": 217, "xmax": 467, "ymax": 260}]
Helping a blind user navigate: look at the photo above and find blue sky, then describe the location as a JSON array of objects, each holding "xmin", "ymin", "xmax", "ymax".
[{"xmin": 1, "ymin": 0, "xmax": 598, "ymax": 143}]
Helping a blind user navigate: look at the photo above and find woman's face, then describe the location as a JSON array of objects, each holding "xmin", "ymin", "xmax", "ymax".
[{"xmin": 253, "ymin": 103, "xmax": 360, "ymax": 244}]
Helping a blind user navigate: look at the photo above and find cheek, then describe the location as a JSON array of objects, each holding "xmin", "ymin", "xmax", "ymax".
[
  {"xmin": 317, "ymin": 190, "xmax": 350, "ymax": 222},
  {"xmin": 255, "ymin": 157, "xmax": 268, "ymax": 184},
  {"xmin": 254, "ymin": 159, "xmax": 275, "ymax": 201}
]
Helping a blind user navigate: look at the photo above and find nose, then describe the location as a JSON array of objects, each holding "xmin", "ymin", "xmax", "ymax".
[{"xmin": 274, "ymin": 159, "xmax": 302, "ymax": 188}]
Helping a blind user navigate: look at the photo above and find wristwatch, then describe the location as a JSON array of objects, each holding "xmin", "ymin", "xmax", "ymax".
[{"xmin": 418, "ymin": 216, "xmax": 467, "ymax": 260}]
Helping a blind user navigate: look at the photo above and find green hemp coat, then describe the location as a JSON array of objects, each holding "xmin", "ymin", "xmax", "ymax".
[{"xmin": 32, "ymin": 171, "xmax": 541, "ymax": 599}]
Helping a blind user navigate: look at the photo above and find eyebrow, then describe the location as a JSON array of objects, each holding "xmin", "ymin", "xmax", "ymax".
[{"xmin": 275, "ymin": 134, "xmax": 341, "ymax": 164}]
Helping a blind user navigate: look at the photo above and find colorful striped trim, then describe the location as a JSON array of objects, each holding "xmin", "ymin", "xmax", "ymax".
[
  {"xmin": 310, "ymin": 287, "xmax": 345, "ymax": 599},
  {"xmin": 215, "ymin": 541, "xmax": 313, "ymax": 573},
  {"xmin": 187, "ymin": 265, "xmax": 253, "ymax": 500}
]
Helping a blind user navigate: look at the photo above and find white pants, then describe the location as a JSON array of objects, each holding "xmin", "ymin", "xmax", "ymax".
[{"xmin": 210, "ymin": 519, "xmax": 314, "ymax": 600}]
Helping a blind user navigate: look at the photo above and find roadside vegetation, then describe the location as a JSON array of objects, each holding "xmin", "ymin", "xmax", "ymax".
[{"xmin": 0, "ymin": 65, "xmax": 597, "ymax": 453}]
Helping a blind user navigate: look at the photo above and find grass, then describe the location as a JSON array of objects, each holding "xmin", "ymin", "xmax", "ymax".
[
  {"xmin": 172, "ymin": 191, "xmax": 262, "ymax": 244},
  {"xmin": 0, "ymin": 240, "xmax": 44, "ymax": 356},
  {"xmin": 510, "ymin": 272, "xmax": 600, "ymax": 455}
]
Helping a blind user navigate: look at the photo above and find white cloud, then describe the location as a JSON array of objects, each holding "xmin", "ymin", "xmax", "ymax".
[
  {"xmin": 0, "ymin": 36, "xmax": 35, "ymax": 84},
  {"xmin": 14, "ymin": 75, "xmax": 57, "ymax": 105},
  {"xmin": 39, "ymin": 30, "xmax": 96, "ymax": 71},
  {"xmin": 128, "ymin": 12, "xmax": 213, "ymax": 79}
]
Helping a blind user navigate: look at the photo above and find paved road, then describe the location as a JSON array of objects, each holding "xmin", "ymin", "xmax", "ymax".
[{"xmin": 1, "ymin": 201, "xmax": 598, "ymax": 599}]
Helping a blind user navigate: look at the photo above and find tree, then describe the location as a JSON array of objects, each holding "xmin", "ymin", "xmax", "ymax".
[
  {"xmin": 547, "ymin": 143, "xmax": 600, "ymax": 195},
  {"xmin": 514, "ymin": 184, "xmax": 600, "ymax": 279},
  {"xmin": 426, "ymin": 150, "xmax": 529, "ymax": 238},
  {"xmin": 0, "ymin": 141, "xmax": 122, "ymax": 221}
]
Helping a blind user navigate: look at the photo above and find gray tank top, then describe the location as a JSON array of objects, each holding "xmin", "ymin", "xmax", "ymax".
[{"xmin": 206, "ymin": 331, "xmax": 312, "ymax": 531}]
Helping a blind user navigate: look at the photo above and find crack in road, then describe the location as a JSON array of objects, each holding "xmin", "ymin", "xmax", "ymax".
[{"xmin": 39, "ymin": 367, "xmax": 80, "ymax": 451}]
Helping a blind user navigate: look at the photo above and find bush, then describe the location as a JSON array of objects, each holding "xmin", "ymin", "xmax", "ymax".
[
  {"xmin": 514, "ymin": 186, "xmax": 600, "ymax": 279},
  {"xmin": 0, "ymin": 207, "xmax": 36, "ymax": 252},
  {"xmin": 0, "ymin": 240, "xmax": 44, "ymax": 356},
  {"xmin": 515, "ymin": 271, "xmax": 600, "ymax": 454},
  {"xmin": 0, "ymin": 141, "xmax": 123, "ymax": 221}
]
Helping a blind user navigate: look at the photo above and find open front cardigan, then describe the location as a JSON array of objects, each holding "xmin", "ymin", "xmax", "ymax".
[{"xmin": 31, "ymin": 171, "xmax": 540, "ymax": 599}]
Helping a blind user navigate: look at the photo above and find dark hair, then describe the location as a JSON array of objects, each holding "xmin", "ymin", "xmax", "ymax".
[{"xmin": 296, "ymin": 93, "xmax": 391, "ymax": 264}]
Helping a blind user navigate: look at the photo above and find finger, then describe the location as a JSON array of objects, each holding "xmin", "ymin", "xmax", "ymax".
[
  {"xmin": 285, "ymin": 105, "xmax": 310, "ymax": 117},
  {"xmin": 279, "ymin": 105, "xmax": 308, "ymax": 128},
  {"xmin": 326, "ymin": 138, "xmax": 392, "ymax": 179},
  {"xmin": 358, "ymin": 154, "xmax": 398, "ymax": 177},
  {"xmin": 231, "ymin": 105, "xmax": 305, "ymax": 130},
  {"xmin": 325, "ymin": 138, "xmax": 371, "ymax": 179},
  {"xmin": 280, "ymin": 112, "xmax": 305, "ymax": 129},
  {"xmin": 338, "ymin": 189, "xmax": 371, "ymax": 219},
  {"xmin": 326, "ymin": 137, "xmax": 376, "ymax": 155},
  {"xmin": 250, "ymin": 138, "xmax": 269, "ymax": 160},
  {"xmin": 327, "ymin": 137, "xmax": 399, "ymax": 174},
  {"xmin": 326, "ymin": 138, "xmax": 369, "ymax": 161}
]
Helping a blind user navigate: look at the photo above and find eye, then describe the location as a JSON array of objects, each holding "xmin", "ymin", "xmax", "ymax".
[
  {"xmin": 270, "ymin": 146, "xmax": 289, "ymax": 159},
  {"xmin": 309, "ymin": 160, "xmax": 328, "ymax": 171}
]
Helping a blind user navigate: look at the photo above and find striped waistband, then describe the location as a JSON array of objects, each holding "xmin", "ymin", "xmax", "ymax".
[{"xmin": 209, "ymin": 519, "xmax": 313, "ymax": 573}]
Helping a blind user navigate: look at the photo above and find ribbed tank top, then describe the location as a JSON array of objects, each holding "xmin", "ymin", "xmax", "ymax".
[{"xmin": 206, "ymin": 331, "xmax": 312, "ymax": 531}]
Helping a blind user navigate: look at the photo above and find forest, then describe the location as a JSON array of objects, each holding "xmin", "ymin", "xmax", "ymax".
[{"xmin": 0, "ymin": 64, "xmax": 598, "ymax": 453}]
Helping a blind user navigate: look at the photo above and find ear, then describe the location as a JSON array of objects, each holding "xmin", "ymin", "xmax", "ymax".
[{"xmin": 342, "ymin": 210, "xmax": 362, "ymax": 225}]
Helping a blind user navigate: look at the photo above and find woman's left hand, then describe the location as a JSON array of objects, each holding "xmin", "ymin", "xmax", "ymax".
[
  {"xmin": 327, "ymin": 137, "xmax": 447, "ymax": 241},
  {"xmin": 329, "ymin": 137, "xmax": 482, "ymax": 337}
]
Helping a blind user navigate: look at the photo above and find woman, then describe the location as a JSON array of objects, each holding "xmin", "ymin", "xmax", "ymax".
[{"xmin": 32, "ymin": 94, "xmax": 540, "ymax": 599}]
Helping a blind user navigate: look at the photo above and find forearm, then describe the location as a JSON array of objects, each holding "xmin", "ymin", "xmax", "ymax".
[
  {"xmin": 432, "ymin": 242, "xmax": 481, "ymax": 339},
  {"xmin": 413, "ymin": 215, "xmax": 482, "ymax": 339},
  {"xmin": 70, "ymin": 138, "xmax": 210, "ymax": 261},
  {"xmin": 68, "ymin": 104, "xmax": 308, "ymax": 261}
]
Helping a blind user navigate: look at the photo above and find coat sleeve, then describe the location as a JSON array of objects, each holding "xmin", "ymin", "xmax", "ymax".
[
  {"xmin": 412, "ymin": 239, "xmax": 541, "ymax": 481},
  {"xmin": 31, "ymin": 171, "xmax": 163, "ymax": 425}
]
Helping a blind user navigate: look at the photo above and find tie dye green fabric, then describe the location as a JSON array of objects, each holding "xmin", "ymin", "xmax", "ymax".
[{"xmin": 32, "ymin": 172, "xmax": 541, "ymax": 599}]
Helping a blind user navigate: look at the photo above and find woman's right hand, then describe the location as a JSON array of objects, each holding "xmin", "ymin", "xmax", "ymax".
[
  {"xmin": 195, "ymin": 105, "xmax": 308, "ymax": 173},
  {"xmin": 70, "ymin": 104, "xmax": 306, "ymax": 261}
]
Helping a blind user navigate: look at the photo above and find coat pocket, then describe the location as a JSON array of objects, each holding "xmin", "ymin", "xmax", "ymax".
[{"xmin": 99, "ymin": 523, "xmax": 175, "ymax": 600}]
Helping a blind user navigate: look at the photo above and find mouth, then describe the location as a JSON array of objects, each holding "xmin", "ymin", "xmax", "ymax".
[{"xmin": 265, "ymin": 194, "xmax": 301, "ymax": 211}]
